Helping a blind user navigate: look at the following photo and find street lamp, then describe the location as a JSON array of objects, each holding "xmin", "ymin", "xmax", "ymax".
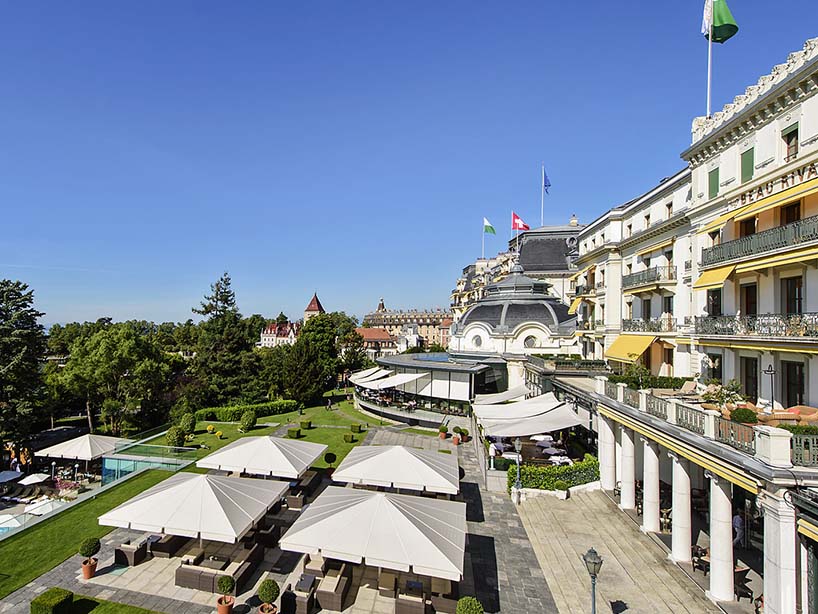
[
  {"xmin": 764, "ymin": 364, "xmax": 776, "ymax": 411},
  {"xmin": 51, "ymin": 461, "xmax": 56, "ymax": 479},
  {"xmin": 73, "ymin": 463, "xmax": 79, "ymax": 481},
  {"xmin": 513, "ymin": 437, "xmax": 522, "ymax": 490},
  {"xmin": 582, "ymin": 547, "xmax": 604, "ymax": 614}
]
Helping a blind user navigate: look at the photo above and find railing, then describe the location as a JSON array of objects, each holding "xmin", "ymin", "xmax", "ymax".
[
  {"xmin": 622, "ymin": 317, "xmax": 677, "ymax": 333},
  {"xmin": 595, "ymin": 281, "xmax": 606, "ymax": 290},
  {"xmin": 575, "ymin": 284, "xmax": 593, "ymax": 296},
  {"xmin": 622, "ymin": 266, "xmax": 676, "ymax": 289},
  {"xmin": 622, "ymin": 388, "xmax": 640, "ymax": 409},
  {"xmin": 695, "ymin": 312, "xmax": 818, "ymax": 338},
  {"xmin": 594, "ymin": 319, "xmax": 605, "ymax": 329},
  {"xmin": 645, "ymin": 395, "xmax": 669, "ymax": 420},
  {"xmin": 715, "ymin": 416, "xmax": 756, "ymax": 454},
  {"xmin": 701, "ymin": 214, "xmax": 818, "ymax": 267},
  {"xmin": 676, "ymin": 403, "xmax": 705, "ymax": 435},
  {"xmin": 551, "ymin": 359, "xmax": 608, "ymax": 372},
  {"xmin": 792, "ymin": 434, "xmax": 818, "ymax": 467},
  {"xmin": 605, "ymin": 381, "xmax": 618, "ymax": 399},
  {"xmin": 684, "ymin": 259, "xmax": 692, "ymax": 272}
]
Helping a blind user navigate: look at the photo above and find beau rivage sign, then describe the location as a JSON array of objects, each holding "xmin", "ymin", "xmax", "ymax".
[{"xmin": 738, "ymin": 160, "xmax": 818, "ymax": 206}]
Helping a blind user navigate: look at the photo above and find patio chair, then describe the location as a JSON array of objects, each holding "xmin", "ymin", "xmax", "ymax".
[
  {"xmin": 304, "ymin": 552, "xmax": 327, "ymax": 578},
  {"xmin": 378, "ymin": 570, "xmax": 397, "ymax": 597},
  {"xmin": 679, "ymin": 381, "xmax": 697, "ymax": 395},
  {"xmin": 735, "ymin": 582, "xmax": 753, "ymax": 602},
  {"xmin": 691, "ymin": 547, "xmax": 709, "ymax": 576},
  {"xmin": 257, "ymin": 524, "xmax": 281, "ymax": 547},
  {"xmin": 316, "ymin": 562, "xmax": 351, "ymax": 611},
  {"xmin": 114, "ymin": 540, "xmax": 148, "ymax": 567}
]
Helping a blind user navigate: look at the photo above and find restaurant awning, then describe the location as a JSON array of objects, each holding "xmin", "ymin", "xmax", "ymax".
[
  {"xmin": 735, "ymin": 177, "xmax": 818, "ymax": 222},
  {"xmin": 280, "ymin": 486, "xmax": 467, "ymax": 580},
  {"xmin": 480, "ymin": 403, "xmax": 582, "ymax": 437},
  {"xmin": 698, "ymin": 205, "xmax": 752, "ymax": 234},
  {"xmin": 331, "ymin": 446, "xmax": 460, "ymax": 494},
  {"xmin": 349, "ymin": 366, "xmax": 381, "ymax": 383},
  {"xmin": 0, "ymin": 471, "xmax": 22, "ymax": 484},
  {"xmin": 734, "ymin": 245, "xmax": 818, "ymax": 274},
  {"xmin": 567, "ymin": 298, "xmax": 583, "ymax": 315},
  {"xmin": 604, "ymin": 335, "xmax": 656, "ymax": 364},
  {"xmin": 474, "ymin": 385, "xmax": 530, "ymax": 405},
  {"xmin": 692, "ymin": 265, "xmax": 736, "ymax": 290},
  {"xmin": 473, "ymin": 392, "xmax": 562, "ymax": 421},
  {"xmin": 354, "ymin": 369, "xmax": 393, "ymax": 383},
  {"xmin": 356, "ymin": 372, "xmax": 427, "ymax": 391},
  {"xmin": 635, "ymin": 238, "xmax": 674, "ymax": 257},
  {"xmin": 35, "ymin": 434, "xmax": 133, "ymax": 461},
  {"xmin": 196, "ymin": 436, "xmax": 328, "ymax": 479}
]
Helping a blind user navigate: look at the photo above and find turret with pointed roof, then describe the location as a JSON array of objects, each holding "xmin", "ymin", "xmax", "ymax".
[{"xmin": 304, "ymin": 293, "xmax": 325, "ymax": 322}]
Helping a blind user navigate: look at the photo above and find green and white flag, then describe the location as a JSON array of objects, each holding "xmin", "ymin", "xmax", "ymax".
[
  {"xmin": 702, "ymin": 0, "xmax": 738, "ymax": 44},
  {"xmin": 483, "ymin": 217, "xmax": 496, "ymax": 235}
]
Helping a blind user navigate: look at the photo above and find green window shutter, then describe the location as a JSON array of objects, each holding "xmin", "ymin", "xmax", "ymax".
[
  {"xmin": 782, "ymin": 123, "xmax": 799, "ymax": 137},
  {"xmin": 741, "ymin": 148, "xmax": 754, "ymax": 183},
  {"xmin": 708, "ymin": 168, "xmax": 720, "ymax": 199}
]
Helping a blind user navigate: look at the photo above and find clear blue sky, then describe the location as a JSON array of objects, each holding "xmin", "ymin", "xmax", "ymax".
[{"xmin": 2, "ymin": 2, "xmax": 816, "ymax": 325}]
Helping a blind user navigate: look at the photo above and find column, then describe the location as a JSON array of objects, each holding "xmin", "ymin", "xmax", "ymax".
[
  {"xmin": 706, "ymin": 472, "xmax": 734, "ymax": 602},
  {"xmin": 598, "ymin": 415, "xmax": 616, "ymax": 491},
  {"xmin": 761, "ymin": 490, "xmax": 797, "ymax": 614},
  {"xmin": 641, "ymin": 437, "xmax": 660, "ymax": 533},
  {"xmin": 619, "ymin": 426, "xmax": 636, "ymax": 510},
  {"xmin": 670, "ymin": 452, "xmax": 692, "ymax": 563}
]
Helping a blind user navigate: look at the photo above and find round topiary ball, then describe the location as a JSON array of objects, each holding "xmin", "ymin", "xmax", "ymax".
[
  {"xmin": 79, "ymin": 537, "xmax": 101, "ymax": 560},
  {"xmin": 456, "ymin": 596, "xmax": 484, "ymax": 614},
  {"xmin": 258, "ymin": 578, "xmax": 280, "ymax": 605},
  {"xmin": 217, "ymin": 574, "xmax": 235, "ymax": 597}
]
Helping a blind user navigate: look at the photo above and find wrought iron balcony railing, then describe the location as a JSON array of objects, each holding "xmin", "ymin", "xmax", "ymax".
[
  {"xmin": 622, "ymin": 317, "xmax": 677, "ymax": 333},
  {"xmin": 595, "ymin": 281, "xmax": 605, "ymax": 290},
  {"xmin": 684, "ymin": 259, "xmax": 692, "ymax": 272},
  {"xmin": 621, "ymin": 266, "xmax": 676, "ymax": 289},
  {"xmin": 594, "ymin": 319, "xmax": 605, "ymax": 329},
  {"xmin": 701, "ymin": 214, "xmax": 818, "ymax": 267},
  {"xmin": 695, "ymin": 312, "xmax": 818, "ymax": 338},
  {"xmin": 575, "ymin": 284, "xmax": 594, "ymax": 296}
]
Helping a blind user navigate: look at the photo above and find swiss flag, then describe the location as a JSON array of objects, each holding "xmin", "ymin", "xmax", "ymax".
[{"xmin": 512, "ymin": 212, "xmax": 530, "ymax": 231}]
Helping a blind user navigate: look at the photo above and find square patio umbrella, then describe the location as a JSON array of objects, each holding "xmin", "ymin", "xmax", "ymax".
[
  {"xmin": 35, "ymin": 434, "xmax": 132, "ymax": 461},
  {"xmin": 18, "ymin": 473, "xmax": 51, "ymax": 486},
  {"xmin": 195, "ymin": 436, "xmax": 327, "ymax": 479}
]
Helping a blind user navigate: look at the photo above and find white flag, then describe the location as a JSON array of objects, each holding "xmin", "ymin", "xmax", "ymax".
[{"xmin": 701, "ymin": 0, "xmax": 713, "ymax": 36}]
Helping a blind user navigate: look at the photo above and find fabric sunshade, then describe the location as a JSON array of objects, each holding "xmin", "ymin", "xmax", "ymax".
[
  {"xmin": 18, "ymin": 473, "xmax": 50, "ymax": 486},
  {"xmin": 35, "ymin": 434, "xmax": 132, "ymax": 461},
  {"xmin": 734, "ymin": 246, "xmax": 818, "ymax": 274},
  {"xmin": 332, "ymin": 446, "xmax": 460, "ymax": 494},
  {"xmin": 280, "ymin": 486, "xmax": 467, "ymax": 580},
  {"xmin": 354, "ymin": 369, "xmax": 393, "ymax": 383},
  {"xmin": 348, "ymin": 366, "xmax": 381, "ymax": 383},
  {"xmin": 635, "ymin": 238, "xmax": 674, "ymax": 257},
  {"xmin": 356, "ymin": 372, "xmax": 427, "ymax": 391},
  {"xmin": 474, "ymin": 385, "xmax": 530, "ymax": 404},
  {"xmin": 196, "ymin": 436, "xmax": 327, "ymax": 479},
  {"xmin": 604, "ymin": 335, "xmax": 656, "ymax": 364},
  {"xmin": 0, "ymin": 471, "xmax": 22, "ymax": 484},
  {"xmin": 98, "ymin": 473, "xmax": 289, "ymax": 543},
  {"xmin": 735, "ymin": 177, "xmax": 818, "ymax": 222},
  {"xmin": 698, "ymin": 205, "xmax": 752, "ymax": 234},
  {"xmin": 480, "ymin": 403, "xmax": 581, "ymax": 437},
  {"xmin": 567, "ymin": 297, "xmax": 583, "ymax": 315},
  {"xmin": 473, "ymin": 392, "xmax": 562, "ymax": 421},
  {"xmin": 692, "ymin": 265, "xmax": 736, "ymax": 290}
]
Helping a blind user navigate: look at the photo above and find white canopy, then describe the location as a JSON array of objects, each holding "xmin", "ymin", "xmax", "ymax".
[
  {"xmin": 280, "ymin": 486, "xmax": 467, "ymax": 581},
  {"xmin": 349, "ymin": 366, "xmax": 381, "ymax": 383},
  {"xmin": 332, "ymin": 446, "xmax": 459, "ymax": 494},
  {"xmin": 35, "ymin": 434, "xmax": 132, "ymax": 461},
  {"xmin": 98, "ymin": 473, "xmax": 289, "ymax": 543},
  {"xmin": 479, "ymin": 403, "xmax": 582, "ymax": 437},
  {"xmin": 0, "ymin": 471, "xmax": 22, "ymax": 484},
  {"xmin": 472, "ymin": 392, "xmax": 561, "ymax": 421},
  {"xmin": 354, "ymin": 369, "xmax": 393, "ymax": 383},
  {"xmin": 356, "ymin": 372, "xmax": 427, "ymax": 391},
  {"xmin": 196, "ymin": 436, "xmax": 327, "ymax": 479},
  {"xmin": 18, "ymin": 473, "xmax": 50, "ymax": 486},
  {"xmin": 474, "ymin": 385, "xmax": 530, "ymax": 405}
]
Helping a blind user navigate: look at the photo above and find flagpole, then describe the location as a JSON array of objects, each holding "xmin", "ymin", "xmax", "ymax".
[
  {"xmin": 707, "ymin": 0, "xmax": 713, "ymax": 117},
  {"xmin": 481, "ymin": 222, "xmax": 485, "ymax": 260},
  {"xmin": 540, "ymin": 163, "xmax": 545, "ymax": 227}
]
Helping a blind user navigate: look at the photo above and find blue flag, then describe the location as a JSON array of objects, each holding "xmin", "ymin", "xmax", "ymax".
[{"xmin": 542, "ymin": 168, "xmax": 551, "ymax": 194}]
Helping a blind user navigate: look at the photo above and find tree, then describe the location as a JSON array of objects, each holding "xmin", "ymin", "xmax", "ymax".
[
  {"xmin": 242, "ymin": 314, "xmax": 267, "ymax": 346},
  {"xmin": 284, "ymin": 336, "xmax": 326, "ymax": 405},
  {"xmin": 0, "ymin": 280, "xmax": 47, "ymax": 462},
  {"xmin": 275, "ymin": 312, "xmax": 289, "ymax": 326},
  {"xmin": 338, "ymin": 330, "xmax": 368, "ymax": 374},
  {"xmin": 428, "ymin": 343, "xmax": 447, "ymax": 353},
  {"xmin": 256, "ymin": 345, "xmax": 290, "ymax": 399}
]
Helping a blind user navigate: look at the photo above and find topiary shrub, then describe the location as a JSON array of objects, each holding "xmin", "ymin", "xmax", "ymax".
[
  {"xmin": 300, "ymin": 420, "xmax": 312, "ymax": 430},
  {"xmin": 344, "ymin": 433, "xmax": 355, "ymax": 443},
  {"xmin": 215, "ymin": 430, "xmax": 223, "ymax": 439},
  {"xmin": 452, "ymin": 426, "xmax": 462, "ymax": 435},
  {"xmin": 730, "ymin": 407, "xmax": 758, "ymax": 424},
  {"xmin": 780, "ymin": 424, "xmax": 818, "ymax": 435},
  {"xmin": 30, "ymin": 587, "xmax": 74, "ymax": 614},
  {"xmin": 79, "ymin": 537, "xmax": 101, "ymax": 560},
  {"xmin": 240, "ymin": 409, "xmax": 257, "ymax": 432},
  {"xmin": 207, "ymin": 424, "xmax": 215, "ymax": 433},
  {"xmin": 460, "ymin": 428, "xmax": 469, "ymax": 441},
  {"xmin": 287, "ymin": 428, "xmax": 301, "ymax": 439},
  {"xmin": 438, "ymin": 425, "xmax": 448, "ymax": 434},
  {"xmin": 554, "ymin": 480, "xmax": 569, "ymax": 491},
  {"xmin": 456, "ymin": 596, "xmax": 484, "ymax": 614},
  {"xmin": 507, "ymin": 454, "xmax": 599, "ymax": 492},
  {"xmin": 217, "ymin": 574, "xmax": 235, "ymax": 598},
  {"xmin": 179, "ymin": 412, "xmax": 196, "ymax": 436},
  {"xmin": 351, "ymin": 423, "xmax": 362, "ymax": 433},
  {"xmin": 257, "ymin": 578, "xmax": 280, "ymax": 607},
  {"xmin": 165, "ymin": 426, "xmax": 186, "ymax": 448},
  {"xmin": 324, "ymin": 452, "xmax": 337, "ymax": 467}
]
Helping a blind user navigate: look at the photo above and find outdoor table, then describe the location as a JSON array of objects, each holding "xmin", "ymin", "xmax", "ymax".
[{"xmin": 200, "ymin": 557, "xmax": 229, "ymax": 571}]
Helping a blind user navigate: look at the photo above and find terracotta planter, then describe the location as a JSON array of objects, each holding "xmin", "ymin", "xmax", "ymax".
[
  {"xmin": 81, "ymin": 558, "xmax": 98, "ymax": 579},
  {"xmin": 452, "ymin": 435, "xmax": 461, "ymax": 446},
  {"xmin": 259, "ymin": 605, "xmax": 278, "ymax": 614},
  {"xmin": 217, "ymin": 596, "xmax": 235, "ymax": 614},
  {"xmin": 439, "ymin": 432, "xmax": 447, "ymax": 440}
]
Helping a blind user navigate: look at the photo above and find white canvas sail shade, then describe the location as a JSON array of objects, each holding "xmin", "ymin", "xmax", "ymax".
[
  {"xmin": 35, "ymin": 434, "xmax": 132, "ymax": 461},
  {"xmin": 472, "ymin": 392, "xmax": 561, "ymax": 421},
  {"xmin": 196, "ymin": 436, "xmax": 327, "ymax": 479},
  {"xmin": 356, "ymin": 372, "xmax": 427, "ymax": 391},
  {"xmin": 349, "ymin": 366, "xmax": 381, "ymax": 383}
]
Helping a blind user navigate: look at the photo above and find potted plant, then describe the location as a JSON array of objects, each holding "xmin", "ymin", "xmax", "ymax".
[
  {"xmin": 456, "ymin": 596, "xmax": 484, "ymax": 614},
  {"xmin": 451, "ymin": 432, "xmax": 461, "ymax": 446},
  {"xmin": 438, "ymin": 424, "xmax": 448, "ymax": 440},
  {"xmin": 729, "ymin": 407, "xmax": 759, "ymax": 425},
  {"xmin": 460, "ymin": 428, "xmax": 470, "ymax": 443},
  {"xmin": 217, "ymin": 575, "xmax": 236, "ymax": 614},
  {"xmin": 79, "ymin": 537, "xmax": 101, "ymax": 579},
  {"xmin": 257, "ymin": 578, "xmax": 280, "ymax": 613}
]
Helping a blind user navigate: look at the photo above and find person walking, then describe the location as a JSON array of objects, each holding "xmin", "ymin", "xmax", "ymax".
[{"xmin": 732, "ymin": 510, "xmax": 745, "ymax": 548}]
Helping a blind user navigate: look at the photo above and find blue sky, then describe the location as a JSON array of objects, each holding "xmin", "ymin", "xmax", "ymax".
[{"xmin": 2, "ymin": 2, "xmax": 816, "ymax": 325}]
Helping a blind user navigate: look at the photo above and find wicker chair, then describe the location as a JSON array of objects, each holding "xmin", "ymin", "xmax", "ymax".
[{"xmin": 114, "ymin": 540, "xmax": 148, "ymax": 567}]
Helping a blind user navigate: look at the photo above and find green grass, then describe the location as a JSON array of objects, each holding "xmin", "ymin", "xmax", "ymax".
[
  {"xmin": 403, "ymin": 427, "xmax": 441, "ymax": 437},
  {"xmin": 70, "ymin": 595, "xmax": 160, "ymax": 613},
  {"xmin": 292, "ymin": 426, "xmax": 366, "ymax": 468},
  {"xmin": 0, "ymin": 470, "xmax": 171, "ymax": 600}
]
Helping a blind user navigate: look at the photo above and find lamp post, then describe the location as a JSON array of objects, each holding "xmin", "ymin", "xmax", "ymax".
[
  {"xmin": 51, "ymin": 461, "xmax": 56, "ymax": 479},
  {"xmin": 73, "ymin": 463, "xmax": 79, "ymax": 481},
  {"xmin": 513, "ymin": 437, "xmax": 522, "ymax": 490},
  {"xmin": 582, "ymin": 547, "xmax": 603, "ymax": 614},
  {"xmin": 764, "ymin": 364, "xmax": 776, "ymax": 411}
]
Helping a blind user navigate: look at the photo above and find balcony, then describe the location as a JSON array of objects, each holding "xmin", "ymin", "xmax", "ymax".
[
  {"xmin": 701, "ymin": 214, "xmax": 818, "ymax": 268},
  {"xmin": 595, "ymin": 281, "xmax": 606, "ymax": 292},
  {"xmin": 574, "ymin": 284, "xmax": 594, "ymax": 296},
  {"xmin": 694, "ymin": 312, "xmax": 818, "ymax": 338},
  {"xmin": 621, "ymin": 266, "xmax": 676, "ymax": 290},
  {"xmin": 684, "ymin": 259, "xmax": 692, "ymax": 273},
  {"xmin": 593, "ymin": 319, "xmax": 605, "ymax": 329},
  {"xmin": 622, "ymin": 316, "xmax": 677, "ymax": 333}
]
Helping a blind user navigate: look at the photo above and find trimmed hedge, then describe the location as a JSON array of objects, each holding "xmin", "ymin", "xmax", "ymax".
[
  {"xmin": 780, "ymin": 424, "xmax": 818, "ymax": 435},
  {"xmin": 239, "ymin": 410, "xmax": 257, "ymax": 432},
  {"xmin": 194, "ymin": 400, "xmax": 300, "ymax": 422},
  {"xmin": 344, "ymin": 433, "xmax": 355, "ymax": 443},
  {"xmin": 456, "ymin": 596, "xmax": 484, "ymax": 614},
  {"xmin": 300, "ymin": 420, "xmax": 312, "ymax": 430},
  {"xmin": 729, "ymin": 407, "xmax": 758, "ymax": 424},
  {"xmin": 351, "ymin": 424, "xmax": 362, "ymax": 433},
  {"xmin": 30, "ymin": 587, "xmax": 73, "ymax": 614},
  {"xmin": 608, "ymin": 374, "xmax": 693, "ymax": 391},
  {"xmin": 287, "ymin": 428, "xmax": 301, "ymax": 439},
  {"xmin": 507, "ymin": 454, "xmax": 599, "ymax": 492}
]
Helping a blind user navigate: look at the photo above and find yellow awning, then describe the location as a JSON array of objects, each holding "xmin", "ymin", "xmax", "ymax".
[
  {"xmin": 568, "ymin": 264, "xmax": 595, "ymax": 282},
  {"xmin": 636, "ymin": 238, "xmax": 674, "ymax": 257},
  {"xmin": 735, "ymin": 177, "xmax": 818, "ymax": 222},
  {"xmin": 698, "ymin": 340, "xmax": 818, "ymax": 355},
  {"xmin": 698, "ymin": 205, "xmax": 752, "ymax": 234},
  {"xmin": 692, "ymin": 265, "xmax": 736, "ymax": 290},
  {"xmin": 567, "ymin": 297, "xmax": 583, "ymax": 315},
  {"xmin": 734, "ymin": 245, "xmax": 818, "ymax": 274},
  {"xmin": 604, "ymin": 335, "xmax": 656, "ymax": 364},
  {"xmin": 798, "ymin": 518, "xmax": 818, "ymax": 543}
]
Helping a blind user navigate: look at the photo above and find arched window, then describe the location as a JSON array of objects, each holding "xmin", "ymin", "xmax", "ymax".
[
  {"xmin": 524, "ymin": 335, "xmax": 537, "ymax": 348},
  {"xmin": 471, "ymin": 335, "xmax": 482, "ymax": 348}
]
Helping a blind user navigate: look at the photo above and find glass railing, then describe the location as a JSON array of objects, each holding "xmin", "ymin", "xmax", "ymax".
[
  {"xmin": 695, "ymin": 312, "xmax": 818, "ymax": 337},
  {"xmin": 702, "ymin": 214, "xmax": 818, "ymax": 267},
  {"xmin": 622, "ymin": 266, "xmax": 676, "ymax": 289},
  {"xmin": 622, "ymin": 317, "xmax": 677, "ymax": 332}
]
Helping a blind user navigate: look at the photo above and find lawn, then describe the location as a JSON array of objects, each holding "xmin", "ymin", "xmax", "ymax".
[
  {"xmin": 0, "ymin": 469, "xmax": 171, "ymax": 600},
  {"xmin": 294, "ymin": 424, "xmax": 366, "ymax": 468}
]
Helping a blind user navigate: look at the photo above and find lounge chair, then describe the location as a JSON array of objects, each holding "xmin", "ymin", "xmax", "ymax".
[
  {"xmin": 114, "ymin": 540, "xmax": 148, "ymax": 567},
  {"xmin": 304, "ymin": 552, "xmax": 327, "ymax": 578},
  {"xmin": 679, "ymin": 381, "xmax": 697, "ymax": 395}
]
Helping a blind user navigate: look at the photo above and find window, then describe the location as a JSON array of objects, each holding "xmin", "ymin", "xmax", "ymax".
[
  {"xmin": 642, "ymin": 298, "xmax": 651, "ymax": 320},
  {"xmin": 643, "ymin": 256, "xmax": 651, "ymax": 268},
  {"xmin": 783, "ymin": 123, "xmax": 799, "ymax": 161},
  {"xmin": 741, "ymin": 356, "xmax": 759, "ymax": 404},
  {"xmin": 644, "ymin": 214, "xmax": 651, "ymax": 228},
  {"xmin": 664, "ymin": 250, "xmax": 674, "ymax": 266},
  {"xmin": 708, "ymin": 168, "xmax": 720, "ymax": 199},
  {"xmin": 626, "ymin": 223, "xmax": 632, "ymax": 237},
  {"xmin": 783, "ymin": 276, "xmax": 803, "ymax": 314},
  {"xmin": 471, "ymin": 335, "xmax": 482, "ymax": 348},
  {"xmin": 524, "ymin": 335, "xmax": 537, "ymax": 348},
  {"xmin": 739, "ymin": 218, "xmax": 756, "ymax": 238},
  {"xmin": 662, "ymin": 295, "xmax": 674, "ymax": 315},
  {"xmin": 666, "ymin": 202, "xmax": 673, "ymax": 219},
  {"xmin": 781, "ymin": 202, "xmax": 801, "ymax": 225},
  {"xmin": 707, "ymin": 289, "xmax": 723, "ymax": 316},
  {"xmin": 663, "ymin": 348, "xmax": 674, "ymax": 368},
  {"xmin": 783, "ymin": 361, "xmax": 805, "ymax": 408},
  {"xmin": 706, "ymin": 353, "xmax": 723, "ymax": 383},
  {"xmin": 625, "ymin": 264, "xmax": 632, "ymax": 275},
  {"xmin": 625, "ymin": 301, "xmax": 633, "ymax": 319},
  {"xmin": 740, "ymin": 148, "xmax": 755, "ymax": 183},
  {"xmin": 741, "ymin": 283, "xmax": 758, "ymax": 316}
]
